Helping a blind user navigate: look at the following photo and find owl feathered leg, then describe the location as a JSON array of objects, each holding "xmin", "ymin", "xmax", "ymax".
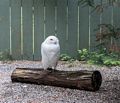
[{"xmin": 52, "ymin": 61, "xmax": 58, "ymax": 71}]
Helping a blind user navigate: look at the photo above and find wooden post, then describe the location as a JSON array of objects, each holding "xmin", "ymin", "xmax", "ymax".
[{"xmin": 11, "ymin": 68, "xmax": 102, "ymax": 91}]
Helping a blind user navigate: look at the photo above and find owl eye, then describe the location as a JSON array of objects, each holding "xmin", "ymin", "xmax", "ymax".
[{"xmin": 50, "ymin": 38, "xmax": 53, "ymax": 41}]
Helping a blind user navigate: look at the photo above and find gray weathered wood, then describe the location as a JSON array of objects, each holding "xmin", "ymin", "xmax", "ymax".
[
  {"xmin": 90, "ymin": 0, "xmax": 100, "ymax": 50},
  {"xmin": 34, "ymin": 0, "xmax": 44, "ymax": 60},
  {"xmin": 11, "ymin": 68, "xmax": 102, "ymax": 91},
  {"xmin": 0, "ymin": 0, "xmax": 120, "ymax": 60},
  {"xmin": 79, "ymin": 4, "xmax": 89, "ymax": 50},
  {"xmin": 67, "ymin": 0, "xmax": 78, "ymax": 57},
  {"xmin": 11, "ymin": 0, "xmax": 21, "ymax": 59},
  {"xmin": 46, "ymin": 0, "xmax": 55, "ymax": 37},
  {"xmin": 0, "ymin": 0, "xmax": 9, "ymax": 52},
  {"xmin": 23, "ymin": 0, "xmax": 33, "ymax": 60},
  {"xmin": 57, "ymin": 0, "xmax": 67, "ymax": 54}
]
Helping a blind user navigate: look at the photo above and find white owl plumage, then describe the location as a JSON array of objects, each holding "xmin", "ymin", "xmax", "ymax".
[{"xmin": 41, "ymin": 36, "xmax": 60, "ymax": 70}]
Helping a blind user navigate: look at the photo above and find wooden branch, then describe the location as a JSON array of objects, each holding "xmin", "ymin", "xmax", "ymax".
[{"xmin": 11, "ymin": 68, "xmax": 102, "ymax": 91}]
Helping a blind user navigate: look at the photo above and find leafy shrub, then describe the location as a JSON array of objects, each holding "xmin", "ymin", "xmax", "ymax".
[
  {"xmin": 78, "ymin": 48, "xmax": 120, "ymax": 66},
  {"xmin": 78, "ymin": 49, "xmax": 89, "ymax": 61},
  {"xmin": 60, "ymin": 54, "xmax": 74, "ymax": 62},
  {"xmin": 102, "ymin": 54, "xmax": 120, "ymax": 66}
]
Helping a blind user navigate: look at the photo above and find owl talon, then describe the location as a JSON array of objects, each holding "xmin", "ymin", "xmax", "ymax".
[{"xmin": 47, "ymin": 68, "xmax": 53, "ymax": 71}]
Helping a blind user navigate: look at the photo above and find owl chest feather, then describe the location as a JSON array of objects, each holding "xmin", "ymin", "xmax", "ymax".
[
  {"xmin": 46, "ymin": 44, "xmax": 59, "ymax": 51},
  {"xmin": 43, "ymin": 44, "xmax": 59, "ymax": 58}
]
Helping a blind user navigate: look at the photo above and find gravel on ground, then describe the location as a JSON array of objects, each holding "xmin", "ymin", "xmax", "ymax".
[{"xmin": 0, "ymin": 60, "xmax": 120, "ymax": 103}]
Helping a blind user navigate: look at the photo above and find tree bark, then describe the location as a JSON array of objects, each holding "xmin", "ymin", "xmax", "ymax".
[{"xmin": 11, "ymin": 68, "xmax": 102, "ymax": 91}]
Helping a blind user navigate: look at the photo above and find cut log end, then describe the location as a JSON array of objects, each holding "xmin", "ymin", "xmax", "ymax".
[
  {"xmin": 92, "ymin": 71, "xmax": 102, "ymax": 91},
  {"xmin": 11, "ymin": 68, "xmax": 102, "ymax": 91}
]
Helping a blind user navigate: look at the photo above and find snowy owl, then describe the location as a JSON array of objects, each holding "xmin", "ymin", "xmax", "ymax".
[{"xmin": 41, "ymin": 36, "xmax": 60, "ymax": 70}]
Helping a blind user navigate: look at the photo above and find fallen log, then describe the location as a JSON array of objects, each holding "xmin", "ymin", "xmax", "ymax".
[{"xmin": 11, "ymin": 68, "xmax": 102, "ymax": 91}]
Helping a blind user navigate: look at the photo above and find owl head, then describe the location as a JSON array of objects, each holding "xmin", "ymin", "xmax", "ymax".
[{"xmin": 44, "ymin": 36, "xmax": 59, "ymax": 45}]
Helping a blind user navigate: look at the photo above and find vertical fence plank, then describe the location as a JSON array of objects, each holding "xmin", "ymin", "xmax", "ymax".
[
  {"xmin": 88, "ymin": 7, "xmax": 91, "ymax": 51},
  {"xmin": 114, "ymin": 4, "xmax": 120, "ymax": 28},
  {"xmin": 102, "ymin": 1, "xmax": 111, "ymax": 24},
  {"xmin": 99, "ymin": 0, "xmax": 103, "ymax": 44},
  {"xmin": 57, "ymin": 0, "xmax": 67, "ymax": 54},
  {"xmin": 77, "ymin": 0, "xmax": 80, "ymax": 50},
  {"xmin": 34, "ymin": 0, "xmax": 44, "ymax": 60},
  {"xmin": 102, "ymin": 1, "xmax": 114, "ymax": 48},
  {"xmin": 90, "ymin": 0, "xmax": 101, "ymax": 51},
  {"xmin": 45, "ymin": 0, "xmax": 55, "ymax": 37},
  {"xmin": 79, "ymin": 4, "xmax": 89, "ymax": 50},
  {"xmin": 54, "ymin": 0, "xmax": 57, "ymax": 36},
  {"xmin": 9, "ymin": 0, "xmax": 12, "ymax": 55},
  {"xmin": 22, "ymin": 0, "xmax": 33, "ymax": 60},
  {"xmin": 110, "ymin": 3, "xmax": 114, "ymax": 45},
  {"xmin": 11, "ymin": 0, "xmax": 21, "ymax": 59},
  {"xmin": 67, "ymin": 0, "xmax": 78, "ymax": 57},
  {"xmin": 0, "ymin": 0, "xmax": 9, "ymax": 52},
  {"xmin": 113, "ymin": 3, "xmax": 120, "ymax": 47}
]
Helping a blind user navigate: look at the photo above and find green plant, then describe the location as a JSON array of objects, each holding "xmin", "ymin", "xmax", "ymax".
[
  {"xmin": 78, "ymin": 48, "xmax": 120, "ymax": 66},
  {"xmin": 88, "ymin": 52, "xmax": 104, "ymax": 64},
  {"xmin": 102, "ymin": 55, "xmax": 120, "ymax": 66},
  {"xmin": 0, "ymin": 50, "xmax": 13, "ymax": 61},
  {"xmin": 60, "ymin": 54, "xmax": 74, "ymax": 62},
  {"xmin": 78, "ymin": 49, "xmax": 89, "ymax": 61}
]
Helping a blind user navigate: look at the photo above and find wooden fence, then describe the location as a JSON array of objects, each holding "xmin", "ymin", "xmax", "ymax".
[{"xmin": 0, "ymin": 0, "xmax": 120, "ymax": 60}]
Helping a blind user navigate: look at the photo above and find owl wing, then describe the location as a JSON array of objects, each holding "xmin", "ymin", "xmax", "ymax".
[
  {"xmin": 52, "ymin": 46, "xmax": 60, "ymax": 61},
  {"xmin": 41, "ymin": 43, "xmax": 50, "ymax": 69},
  {"xmin": 51, "ymin": 45, "xmax": 60, "ymax": 69}
]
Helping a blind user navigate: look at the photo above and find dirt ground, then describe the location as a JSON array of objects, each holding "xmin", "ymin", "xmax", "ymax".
[{"xmin": 0, "ymin": 61, "xmax": 120, "ymax": 103}]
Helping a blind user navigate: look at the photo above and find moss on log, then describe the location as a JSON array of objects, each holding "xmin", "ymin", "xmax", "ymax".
[{"xmin": 11, "ymin": 68, "xmax": 102, "ymax": 91}]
